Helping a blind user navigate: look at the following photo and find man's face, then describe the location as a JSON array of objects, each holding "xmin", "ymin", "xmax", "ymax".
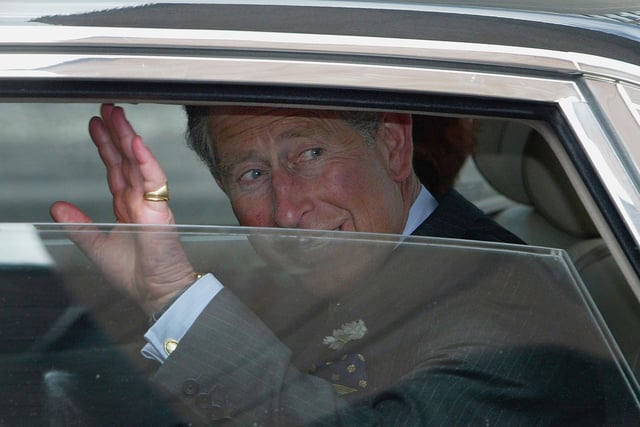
[{"xmin": 209, "ymin": 107, "xmax": 411, "ymax": 234}]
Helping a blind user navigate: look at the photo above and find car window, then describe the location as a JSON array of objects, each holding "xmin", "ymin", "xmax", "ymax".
[
  {"xmin": 1, "ymin": 224, "xmax": 639, "ymax": 425},
  {"xmin": 463, "ymin": 118, "xmax": 640, "ymax": 380},
  {"xmin": 0, "ymin": 103, "xmax": 513, "ymax": 225},
  {"xmin": 2, "ymin": 101, "xmax": 640, "ymax": 424},
  {"xmin": 0, "ymin": 103, "xmax": 511, "ymax": 225},
  {"xmin": 0, "ymin": 103, "xmax": 237, "ymax": 225}
]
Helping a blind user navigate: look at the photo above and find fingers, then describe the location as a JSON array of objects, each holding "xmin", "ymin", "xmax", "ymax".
[
  {"xmin": 131, "ymin": 135, "xmax": 169, "ymax": 194},
  {"xmin": 105, "ymin": 104, "xmax": 139, "ymax": 161},
  {"xmin": 91, "ymin": 104, "xmax": 142, "ymax": 187},
  {"xmin": 89, "ymin": 106, "xmax": 135, "ymax": 221},
  {"xmin": 89, "ymin": 115, "xmax": 126, "ymax": 197},
  {"xmin": 89, "ymin": 104, "xmax": 172, "ymax": 223}
]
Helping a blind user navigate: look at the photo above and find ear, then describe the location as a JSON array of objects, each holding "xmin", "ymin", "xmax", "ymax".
[{"xmin": 380, "ymin": 112, "xmax": 414, "ymax": 182}]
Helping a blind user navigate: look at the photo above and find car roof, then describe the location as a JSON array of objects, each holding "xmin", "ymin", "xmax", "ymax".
[
  {"xmin": 7, "ymin": 0, "xmax": 640, "ymax": 16},
  {"xmin": 7, "ymin": 1, "xmax": 640, "ymax": 67}
]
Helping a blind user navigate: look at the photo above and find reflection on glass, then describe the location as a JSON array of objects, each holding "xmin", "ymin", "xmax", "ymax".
[{"xmin": 1, "ymin": 224, "xmax": 639, "ymax": 425}]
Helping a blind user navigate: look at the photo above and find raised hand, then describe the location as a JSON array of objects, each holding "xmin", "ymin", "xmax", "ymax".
[{"xmin": 50, "ymin": 104, "xmax": 196, "ymax": 315}]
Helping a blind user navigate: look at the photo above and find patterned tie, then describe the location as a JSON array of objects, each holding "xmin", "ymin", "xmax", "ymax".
[{"xmin": 311, "ymin": 353, "xmax": 369, "ymax": 395}]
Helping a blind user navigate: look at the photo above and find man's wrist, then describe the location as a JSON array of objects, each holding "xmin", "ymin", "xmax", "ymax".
[{"xmin": 149, "ymin": 272, "xmax": 204, "ymax": 325}]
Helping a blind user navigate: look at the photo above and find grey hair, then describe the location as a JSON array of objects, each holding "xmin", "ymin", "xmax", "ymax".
[
  {"xmin": 184, "ymin": 105, "xmax": 381, "ymax": 182},
  {"xmin": 185, "ymin": 105, "xmax": 218, "ymax": 179}
]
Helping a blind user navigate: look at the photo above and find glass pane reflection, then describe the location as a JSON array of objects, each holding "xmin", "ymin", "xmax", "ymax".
[{"xmin": 1, "ymin": 224, "xmax": 639, "ymax": 425}]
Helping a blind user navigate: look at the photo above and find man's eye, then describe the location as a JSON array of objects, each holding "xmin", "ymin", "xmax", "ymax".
[
  {"xmin": 300, "ymin": 147, "xmax": 324, "ymax": 161},
  {"xmin": 239, "ymin": 169, "xmax": 264, "ymax": 182}
]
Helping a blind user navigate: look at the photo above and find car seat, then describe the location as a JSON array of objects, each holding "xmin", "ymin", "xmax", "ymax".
[{"xmin": 473, "ymin": 120, "xmax": 640, "ymax": 374}]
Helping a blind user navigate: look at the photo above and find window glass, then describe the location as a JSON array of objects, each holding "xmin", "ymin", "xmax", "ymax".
[
  {"xmin": 466, "ymin": 117, "xmax": 640, "ymax": 380},
  {"xmin": 0, "ymin": 103, "xmax": 236, "ymax": 225},
  {"xmin": 2, "ymin": 102, "xmax": 640, "ymax": 424},
  {"xmin": 1, "ymin": 224, "xmax": 639, "ymax": 425}
]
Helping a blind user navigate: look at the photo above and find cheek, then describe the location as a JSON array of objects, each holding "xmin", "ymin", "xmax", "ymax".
[
  {"xmin": 231, "ymin": 197, "xmax": 272, "ymax": 226},
  {"xmin": 321, "ymin": 165, "xmax": 373, "ymax": 207},
  {"xmin": 325, "ymin": 159, "xmax": 400, "ymax": 230}
]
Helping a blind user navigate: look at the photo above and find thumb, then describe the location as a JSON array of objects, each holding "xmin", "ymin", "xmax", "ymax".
[
  {"xmin": 50, "ymin": 201, "xmax": 107, "ymax": 261},
  {"xmin": 50, "ymin": 201, "xmax": 93, "ymax": 224}
]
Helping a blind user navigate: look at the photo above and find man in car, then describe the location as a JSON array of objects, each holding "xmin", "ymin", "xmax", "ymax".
[{"xmin": 50, "ymin": 104, "xmax": 628, "ymax": 425}]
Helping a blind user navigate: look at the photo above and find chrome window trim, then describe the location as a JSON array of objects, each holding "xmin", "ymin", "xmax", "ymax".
[
  {"xmin": 559, "ymin": 97, "xmax": 640, "ymax": 297},
  {"xmin": 4, "ymin": 26, "xmax": 640, "ymax": 84},
  {"xmin": 584, "ymin": 80, "xmax": 640, "ymax": 182},
  {"xmin": 0, "ymin": 54, "xmax": 582, "ymax": 104},
  {"xmin": 0, "ymin": 26, "xmax": 580, "ymax": 73},
  {"xmin": 618, "ymin": 83, "xmax": 640, "ymax": 129}
]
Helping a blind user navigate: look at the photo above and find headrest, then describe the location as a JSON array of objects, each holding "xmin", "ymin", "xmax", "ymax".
[
  {"xmin": 473, "ymin": 120, "xmax": 597, "ymax": 238},
  {"xmin": 473, "ymin": 121, "xmax": 531, "ymax": 204},
  {"xmin": 522, "ymin": 132, "xmax": 598, "ymax": 238}
]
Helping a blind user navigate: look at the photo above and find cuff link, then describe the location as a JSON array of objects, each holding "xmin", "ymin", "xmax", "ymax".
[{"xmin": 164, "ymin": 338, "xmax": 179, "ymax": 356}]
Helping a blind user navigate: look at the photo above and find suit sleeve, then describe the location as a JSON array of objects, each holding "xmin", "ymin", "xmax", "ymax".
[
  {"xmin": 151, "ymin": 288, "xmax": 350, "ymax": 425},
  {"xmin": 149, "ymin": 281, "xmax": 628, "ymax": 426},
  {"xmin": 149, "ymin": 289, "xmax": 464, "ymax": 426}
]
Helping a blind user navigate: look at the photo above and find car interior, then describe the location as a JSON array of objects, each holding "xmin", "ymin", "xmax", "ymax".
[{"xmin": 470, "ymin": 118, "xmax": 640, "ymax": 375}]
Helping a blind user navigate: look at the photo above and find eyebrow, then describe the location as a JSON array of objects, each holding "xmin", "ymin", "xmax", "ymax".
[
  {"xmin": 216, "ymin": 125, "xmax": 327, "ymax": 178},
  {"xmin": 217, "ymin": 150, "xmax": 262, "ymax": 179}
]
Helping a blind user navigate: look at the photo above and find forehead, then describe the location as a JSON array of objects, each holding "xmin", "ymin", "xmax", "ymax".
[{"xmin": 208, "ymin": 106, "xmax": 346, "ymax": 143}]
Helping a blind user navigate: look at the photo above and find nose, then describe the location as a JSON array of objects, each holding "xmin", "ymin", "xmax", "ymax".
[{"xmin": 271, "ymin": 167, "xmax": 312, "ymax": 228}]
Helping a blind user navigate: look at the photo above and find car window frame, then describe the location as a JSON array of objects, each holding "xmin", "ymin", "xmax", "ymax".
[{"xmin": 3, "ymin": 20, "xmax": 640, "ymax": 341}]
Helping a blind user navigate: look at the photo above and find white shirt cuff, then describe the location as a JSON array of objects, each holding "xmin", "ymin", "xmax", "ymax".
[{"xmin": 141, "ymin": 273, "xmax": 223, "ymax": 363}]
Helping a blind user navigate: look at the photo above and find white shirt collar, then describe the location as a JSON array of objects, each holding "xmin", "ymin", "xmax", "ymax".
[{"xmin": 402, "ymin": 185, "xmax": 438, "ymax": 236}]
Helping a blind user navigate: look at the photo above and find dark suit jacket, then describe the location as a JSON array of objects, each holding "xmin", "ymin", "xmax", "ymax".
[
  {"xmin": 413, "ymin": 190, "xmax": 524, "ymax": 244},
  {"xmin": 150, "ymin": 190, "xmax": 638, "ymax": 426}
]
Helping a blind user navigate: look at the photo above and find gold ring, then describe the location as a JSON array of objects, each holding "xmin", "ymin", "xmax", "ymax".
[{"xmin": 143, "ymin": 181, "xmax": 170, "ymax": 202}]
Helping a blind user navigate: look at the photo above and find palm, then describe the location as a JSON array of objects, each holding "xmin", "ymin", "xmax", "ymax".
[{"xmin": 50, "ymin": 104, "xmax": 195, "ymax": 314}]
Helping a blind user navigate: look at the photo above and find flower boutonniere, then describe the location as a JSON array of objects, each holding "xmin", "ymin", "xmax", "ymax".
[{"xmin": 323, "ymin": 320, "xmax": 367, "ymax": 351}]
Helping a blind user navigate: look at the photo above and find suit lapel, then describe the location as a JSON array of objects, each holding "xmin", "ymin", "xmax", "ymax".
[
  {"xmin": 412, "ymin": 189, "xmax": 524, "ymax": 244},
  {"xmin": 412, "ymin": 189, "xmax": 484, "ymax": 239}
]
